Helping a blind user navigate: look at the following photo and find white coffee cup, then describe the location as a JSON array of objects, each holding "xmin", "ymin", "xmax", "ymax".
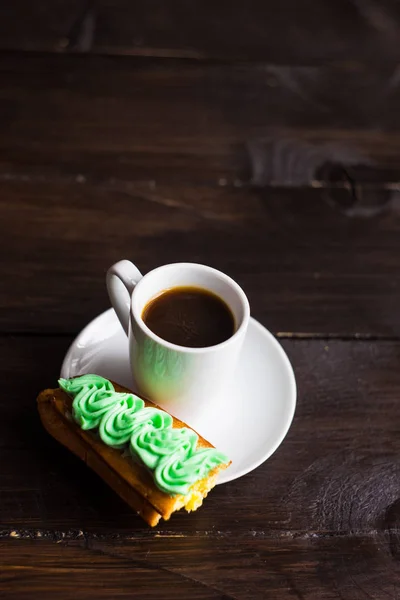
[{"xmin": 106, "ymin": 260, "xmax": 250, "ymax": 420}]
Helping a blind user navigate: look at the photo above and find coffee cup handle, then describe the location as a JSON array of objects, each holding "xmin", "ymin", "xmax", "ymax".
[{"xmin": 106, "ymin": 260, "xmax": 143, "ymax": 336}]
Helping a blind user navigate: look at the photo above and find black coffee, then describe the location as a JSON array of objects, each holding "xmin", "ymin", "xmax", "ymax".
[{"xmin": 142, "ymin": 286, "xmax": 235, "ymax": 348}]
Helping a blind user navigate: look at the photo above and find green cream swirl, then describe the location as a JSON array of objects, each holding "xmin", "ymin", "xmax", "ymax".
[
  {"xmin": 155, "ymin": 448, "xmax": 229, "ymax": 495},
  {"xmin": 99, "ymin": 395, "xmax": 145, "ymax": 448},
  {"xmin": 131, "ymin": 427, "xmax": 197, "ymax": 470},
  {"xmin": 59, "ymin": 374, "xmax": 229, "ymax": 495},
  {"xmin": 59, "ymin": 374, "xmax": 116, "ymax": 430}
]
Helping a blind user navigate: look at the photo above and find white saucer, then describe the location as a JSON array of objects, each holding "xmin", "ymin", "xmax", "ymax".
[{"xmin": 61, "ymin": 309, "xmax": 296, "ymax": 484}]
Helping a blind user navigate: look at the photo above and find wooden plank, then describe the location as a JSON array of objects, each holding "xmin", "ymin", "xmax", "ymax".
[
  {"xmin": 92, "ymin": 0, "xmax": 400, "ymax": 64},
  {"xmin": 2, "ymin": 331, "xmax": 400, "ymax": 597},
  {"xmin": 1, "ymin": 179, "xmax": 400, "ymax": 336},
  {"xmin": 2, "ymin": 55, "xmax": 400, "ymax": 184},
  {"xmin": 0, "ymin": 538, "xmax": 225, "ymax": 599},
  {"xmin": 3, "ymin": 0, "xmax": 400, "ymax": 65},
  {"xmin": 1, "ymin": 533, "xmax": 399, "ymax": 600},
  {"xmin": 2, "ymin": 336, "xmax": 400, "ymax": 536}
]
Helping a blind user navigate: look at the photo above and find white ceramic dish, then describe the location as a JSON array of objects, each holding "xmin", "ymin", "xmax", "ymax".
[{"xmin": 61, "ymin": 309, "xmax": 296, "ymax": 484}]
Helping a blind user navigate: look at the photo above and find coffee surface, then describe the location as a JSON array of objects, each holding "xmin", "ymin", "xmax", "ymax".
[{"xmin": 142, "ymin": 286, "xmax": 235, "ymax": 348}]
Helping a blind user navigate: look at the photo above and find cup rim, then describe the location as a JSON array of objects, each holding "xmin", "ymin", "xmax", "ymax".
[{"xmin": 130, "ymin": 262, "xmax": 250, "ymax": 354}]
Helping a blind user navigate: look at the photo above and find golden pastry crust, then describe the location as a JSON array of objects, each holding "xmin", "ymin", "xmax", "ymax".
[{"xmin": 37, "ymin": 379, "xmax": 230, "ymax": 526}]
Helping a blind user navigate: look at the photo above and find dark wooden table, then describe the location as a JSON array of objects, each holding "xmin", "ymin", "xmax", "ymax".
[{"xmin": 2, "ymin": 2, "xmax": 400, "ymax": 598}]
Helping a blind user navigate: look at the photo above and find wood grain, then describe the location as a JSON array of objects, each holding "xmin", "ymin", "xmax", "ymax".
[
  {"xmin": 2, "ymin": 336, "xmax": 400, "ymax": 597},
  {"xmin": 2, "ymin": 335, "xmax": 400, "ymax": 535},
  {"xmin": 1, "ymin": 534, "xmax": 400, "ymax": 600},
  {"xmin": 92, "ymin": 0, "xmax": 400, "ymax": 64},
  {"xmin": 1, "ymin": 28, "xmax": 399, "ymax": 598},
  {"xmin": 1, "ymin": 179, "xmax": 400, "ymax": 336},
  {"xmin": 3, "ymin": 0, "xmax": 400, "ymax": 66},
  {"xmin": 0, "ymin": 539, "xmax": 225, "ymax": 599},
  {"xmin": 2, "ymin": 55, "xmax": 400, "ymax": 184}
]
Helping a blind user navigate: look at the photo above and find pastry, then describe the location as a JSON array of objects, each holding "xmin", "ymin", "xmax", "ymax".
[{"xmin": 37, "ymin": 374, "xmax": 230, "ymax": 526}]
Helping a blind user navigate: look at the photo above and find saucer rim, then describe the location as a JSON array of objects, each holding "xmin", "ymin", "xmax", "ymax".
[
  {"xmin": 61, "ymin": 309, "xmax": 297, "ymax": 484},
  {"xmin": 220, "ymin": 317, "xmax": 296, "ymax": 484}
]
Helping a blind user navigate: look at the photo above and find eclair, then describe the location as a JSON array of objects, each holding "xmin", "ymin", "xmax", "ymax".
[{"xmin": 37, "ymin": 374, "xmax": 230, "ymax": 526}]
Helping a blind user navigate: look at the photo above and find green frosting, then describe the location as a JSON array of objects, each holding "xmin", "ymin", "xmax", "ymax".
[
  {"xmin": 59, "ymin": 374, "xmax": 229, "ymax": 496},
  {"xmin": 131, "ymin": 426, "xmax": 197, "ymax": 470},
  {"xmin": 59, "ymin": 374, "xmax": 116, "ymax": 430},
  {"xmin": 155, "ymin": 447, "xmax": 230, "ymax": 495},
  {"xmin": 99, "ymin": 395, "xmax": 145, "ymax": 448}
]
